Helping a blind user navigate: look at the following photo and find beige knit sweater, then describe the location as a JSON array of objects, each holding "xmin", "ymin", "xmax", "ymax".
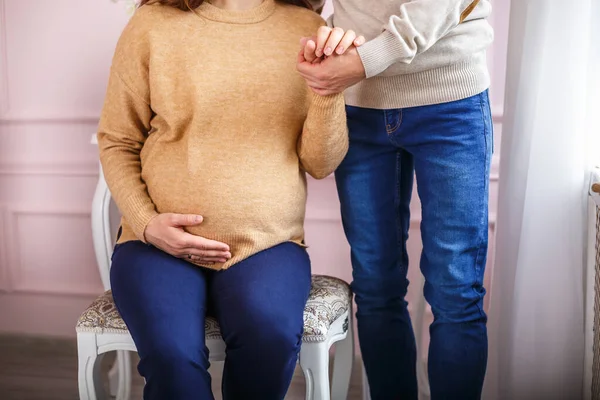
[
  {"xmin": 309, "ymin": 0, "xmax": 494, "ymax": 109},
  {"xmin": 97, "ymin": 0, "xmax": 348, "ymax": 270}
]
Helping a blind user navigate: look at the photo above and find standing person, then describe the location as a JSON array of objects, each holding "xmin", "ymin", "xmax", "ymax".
[
  {"xmin": 296, "ymin": 1, "xmax": 494, "ymax": 399},
  {"xmin": 97, "ymin": 0, "xmax": 354, "ymax": 398}
]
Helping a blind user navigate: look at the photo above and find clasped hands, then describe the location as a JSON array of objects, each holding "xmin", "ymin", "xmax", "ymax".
[{"xmin": 297, "ymin": 26, "xmax": 367, "ymax": 96}]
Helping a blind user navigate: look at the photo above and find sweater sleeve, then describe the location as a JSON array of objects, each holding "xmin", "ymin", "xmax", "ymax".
[
  {"xmin": 297, "ymin": 92, "xmax": 349, "ymax": 180},
  {"xmin": 357, "ymin": 0, "xmax": 484, "ymax": 78},
  {"xmin": 97, "ymin": 12, "xmax": 158, "ymax": 242}
]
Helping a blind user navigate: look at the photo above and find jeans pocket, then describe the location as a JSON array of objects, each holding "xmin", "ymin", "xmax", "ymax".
[{"xmin": 384, "ymin": 109, "xmax": 403, "ymax": 135}]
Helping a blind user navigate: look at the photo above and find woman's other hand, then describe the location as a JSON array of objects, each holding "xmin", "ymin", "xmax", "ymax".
[{"xmin": 144, "ymin": 213, "xmax": 231, "ymax": 265}]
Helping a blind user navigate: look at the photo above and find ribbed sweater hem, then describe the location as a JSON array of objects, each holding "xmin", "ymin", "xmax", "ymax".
[{"xmin": 344, "ymin": 52, "xmax": 490, "ymax": 109}]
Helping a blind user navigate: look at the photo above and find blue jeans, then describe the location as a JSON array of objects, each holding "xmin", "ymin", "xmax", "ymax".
[
  {"xmin": 335, "ymin": 91, "xmax": 492, "ymax": 400},
  {"xmin": 110, "ymin": 241, "xmax": 311, "ymax": 400}
]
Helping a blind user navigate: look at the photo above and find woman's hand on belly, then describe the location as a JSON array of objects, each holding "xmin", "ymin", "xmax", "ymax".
[{"xmin": 144, "ymin": 213, "xmax": 231, "ymax": 265}]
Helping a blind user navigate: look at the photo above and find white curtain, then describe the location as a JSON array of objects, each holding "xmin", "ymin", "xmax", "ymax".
[{"xmin": 484, "ymin": 0, "xmax": 600, "ymax": 399}]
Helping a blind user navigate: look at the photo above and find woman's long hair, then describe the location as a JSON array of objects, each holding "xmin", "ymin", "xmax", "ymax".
[{"xmin": 138, "ymin": 0, "xmax": 315, "ymax": 11}]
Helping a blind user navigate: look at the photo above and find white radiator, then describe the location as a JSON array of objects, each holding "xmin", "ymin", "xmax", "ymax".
[{"xmin": 585, "ymin": 167, "xmax": 600, "ymax": 400}]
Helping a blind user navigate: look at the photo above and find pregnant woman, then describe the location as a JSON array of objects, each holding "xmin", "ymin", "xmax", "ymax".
[{"xmin": 97, "ymin": 0, "xmax": 350, "ymax": 398}]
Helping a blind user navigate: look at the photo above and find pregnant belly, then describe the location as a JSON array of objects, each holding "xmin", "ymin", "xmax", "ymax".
[{"xmin": 144, "ymin": 168, "xmax": 307, "ymax": 239}]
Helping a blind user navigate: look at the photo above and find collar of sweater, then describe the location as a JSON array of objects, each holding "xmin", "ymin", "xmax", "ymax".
[{"xmin": 197, "ymin": 0, "xmax": 276, "ymax": 24}]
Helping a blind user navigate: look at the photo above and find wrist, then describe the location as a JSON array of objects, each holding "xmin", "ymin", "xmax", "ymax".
[
  {"xmin": 356, "ymin": 30, "xmax": 406, "ymax": 78},
  {"xmin": 143, "ymin": 213, "xmax": 160, "ymax": 243},
  {"xmin": 348, "ymin": 48, "xmax": 367, "ymax": 84}
]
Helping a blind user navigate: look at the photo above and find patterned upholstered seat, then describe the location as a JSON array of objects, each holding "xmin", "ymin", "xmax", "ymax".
[{"xmin": 76, "ymin": 275, "xmax": 351, "ymax": 342}]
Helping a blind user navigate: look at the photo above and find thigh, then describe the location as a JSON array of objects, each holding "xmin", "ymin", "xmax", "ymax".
[
  {"xmin": 399, "ymin": 91, "xmax": 493, "ymax": 317},
  {"xmin": 335, "ymin": 106, "xmax": 414, "ymax": 299},
  {"xmin": 209, "ymin": 243, "xmax": 311, "ymax": 344},
  {"xmin": 110, "ymin": 241, "xmax": 209, "ymax": 358}
]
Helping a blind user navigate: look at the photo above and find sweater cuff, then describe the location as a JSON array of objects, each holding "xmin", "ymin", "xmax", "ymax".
[
  {"xmin": 310, "ymin": 91, "xmax": 343, "ymax": 106},
  {"xmin": 357, "ymin": 30, "xmax": 408, "ymax": 78},
  {"xmin": 122, "ymin": 192, "xmax": 159, "ymax": 243},
  {"xmin": 309, "ymin": 91, "xmax": 345, "ymax": 117}
]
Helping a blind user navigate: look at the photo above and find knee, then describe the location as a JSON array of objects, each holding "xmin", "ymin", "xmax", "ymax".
[
  {"xmin": 352, "ymin": 274, "xmax": 408, "ymax": 314},
  {"xmin": 228, "ymin": 310, "xmax": 303, "ymax": 357},
  {"xmin": 421, "ymin": 249, "xmax": 487, "ymax": 323},
  {"xmin": 264, "ymin": 324, "xmax": 302, "ymax": 358},
  {"xmin": 424, "ymin": 281, "xmax": 486, "ymax": 324},
  {"xmin": 257, "ymin": 312, "xmax": 303, "ymax": 354},
  {"xmin": 139, "ymin": 340, "xmax": 208, "ymax": 377},
  {"xmin": 137, "ymin": 340, "xmax": 211, "ymax": 397}
]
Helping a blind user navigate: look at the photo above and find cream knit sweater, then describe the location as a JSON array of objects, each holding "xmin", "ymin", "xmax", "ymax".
[{"xmin": 309, "ymin": 0, "xmax": 494, "ymax": 109}]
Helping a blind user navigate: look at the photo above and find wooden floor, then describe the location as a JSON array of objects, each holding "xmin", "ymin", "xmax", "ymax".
[{"xmin": 0, "ymin": 334, "xmax": 364, "ymax": 400}]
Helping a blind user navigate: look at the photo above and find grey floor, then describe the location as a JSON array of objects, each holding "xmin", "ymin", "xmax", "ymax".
[{"xmin": 0, "ymin": 334, "xmax": 364, "ymax": 400}]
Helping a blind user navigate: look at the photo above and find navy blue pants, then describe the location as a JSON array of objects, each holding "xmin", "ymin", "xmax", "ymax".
[{"xmin": 110, "ymin": 241, "xmax": 311, "ymax": 400}]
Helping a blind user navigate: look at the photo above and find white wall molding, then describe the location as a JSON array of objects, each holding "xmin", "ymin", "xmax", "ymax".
[
  {"xmin": 0, "ymin": 110, "xmax": 502, "ymax": 126},
  {"xmin": 307, "ymin": 213, "xmax": 498, "ymax": 226},
  {"xmin": 0, "ymin": 111, "xmax": 502, "ymax": 125},
  {"xmin": 0, "ymin": 204, "xmax": 9, "ymax": 292},
  {"xmin": 323, "ymin": 172, "xmax": 500, "ymax": 182},
  {"xmin": 4, "ymin": 205, "xmax": 102, "ymax": 297},
  {"xmin": 0, "ymin": 114, "xmax": 100, "ymax": 124},
  {"xmin": 307, "ymin": 213, "xmax": 426, "ymax": 226},
  {"xmin": 0, "ymin": 162, "xmax": 98, "ymax": 177},
  {"xmin": 0, "ymin": 0, "xmax": 9, "ymax": 118},
  {"xmin": 0, "ymin": 111, "xmax": 502, "ymax": 126}
]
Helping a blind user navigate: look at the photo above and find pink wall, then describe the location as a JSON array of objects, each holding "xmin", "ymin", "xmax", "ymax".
[{"xmin": 0, "ymin": 0, "xmax": 509, "ymax": 337}]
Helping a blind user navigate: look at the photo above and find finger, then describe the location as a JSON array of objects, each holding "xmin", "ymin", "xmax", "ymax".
[
  {"xmin": 297, "ymin": 48, "xmax": 306, "ymax": 64},
  {"xmin": 300, "ymin": 35, "xmax": 316, "ymax": 48},
  {"xmin": 305, "ymin": 77, "xmax": 327, "ymax": 89},
  {"xmin": 186, "ymin": 255, "xmax": 228, "ymax": 264},
  {"xmin": 296, "ymin": 63, "xmax": 321, "ymax": 84},
  {"xmin": 168, "ymin": 213, "xmax": 203, "ymax": 227},
  {"xmin": 323, "ymin": 27, "xmax": 345, "ymax": 56},
  {"xmin": 180, "ymin": 253, "xmax": 215, "ymax": 263},
  {"xmin": 191, "ymin": 261, "xmax": 217, "ymax": 266},
  {"xmin": 304, "ymin": 76, "xmax": 325, "ymax": 89},
  {"xmin": 335, "ymin": 30, "xmax": 356, "ymax": 55},
  {"xmin": 304, "ymin": 39, "xmax": 318, "ymax": 63},
  {"xmin": 315, "ymin": 26, "xmax": 332, "ymax": 57},
  {"xmin": 183, "ymin": 248, "xmax": 232, "ymax": 259},
  {"xmin": 296, "ymin": 60, "xmax": 311, "ymax": 75},
  {"xmin": 296, "ymin": 60, "xmax": 323, "ymax": 79},
  {"xmin": 354, "ymin": 35, "xmax": 366, "ymax": 47},
  {"xmin": 182, "ymin": 234, "xmax": 230, "ymax": 252}
]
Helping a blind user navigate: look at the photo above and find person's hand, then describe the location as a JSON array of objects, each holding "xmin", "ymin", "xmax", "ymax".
[
  {"xmin": 144, "ymin": 213, "xmax": 231, "ymax": 265},
  {"xmin": 297, "ymin": 45, "xmax": 366, "ymax": 96},
  {"xmin": 301, "ymin": 27, "xmax": 365, "ymax": 63}
]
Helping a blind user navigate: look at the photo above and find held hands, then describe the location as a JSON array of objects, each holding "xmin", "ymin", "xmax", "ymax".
[
  {"xmin": 144, "ymin": 213, "xmax": 231, "ymax": 266},
  {"xmin": 297, "ymin": 26, "xmax": 367, "ymax": 96},
  {"xmin": 306, "ymin": 26, "xmax": 365, "ymax": 60}
]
